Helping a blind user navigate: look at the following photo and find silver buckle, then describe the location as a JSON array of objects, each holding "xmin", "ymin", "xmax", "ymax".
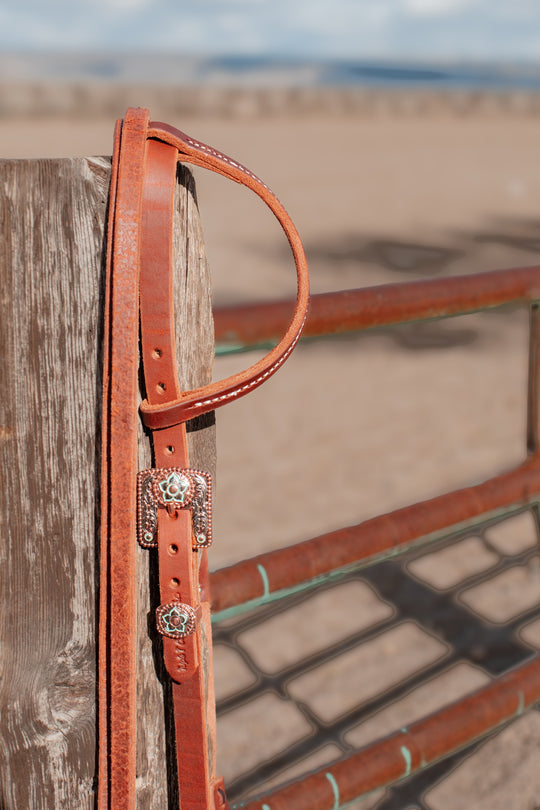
[{"xmin": 137, "ymin": 467, "xmax": 213, "ymax": 549}]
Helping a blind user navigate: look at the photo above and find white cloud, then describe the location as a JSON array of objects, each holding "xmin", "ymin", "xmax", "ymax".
[
  {"xmin": 405, "ymin": 0, "xmax": 475, "ymax": 16},
  {"xmin": 0, "ymin": 0, "xmax": 540, "ymax": 61},
  {"xmin": 106, "ymin": 0, "xmax": 150, "ymax": 9}
]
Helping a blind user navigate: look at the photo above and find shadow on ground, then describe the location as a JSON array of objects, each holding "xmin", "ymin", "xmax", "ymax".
[{"xmin": 213, "ymin": 508, "xmax": 540, "ymax": 809}]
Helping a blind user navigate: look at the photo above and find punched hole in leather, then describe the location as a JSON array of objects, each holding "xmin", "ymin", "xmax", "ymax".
[{"xmin": 98, "ymin": 108, "xmax": 308, "ymax": 810}]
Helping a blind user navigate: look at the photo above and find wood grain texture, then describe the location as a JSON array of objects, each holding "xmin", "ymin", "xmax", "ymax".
[{"xmin": 0, "ymin": 157, "xmax": 215, "ymax": 808}]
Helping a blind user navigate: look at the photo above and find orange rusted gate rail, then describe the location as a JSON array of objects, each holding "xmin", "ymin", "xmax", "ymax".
[{"xmin": 211, "ymin": 265, "xmax": 540, "ymax": 807}]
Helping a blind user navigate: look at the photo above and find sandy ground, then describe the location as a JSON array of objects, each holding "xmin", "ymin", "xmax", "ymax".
[{"xmin": 3, "ymin": 100, "xmax": 540, "ymax": 808}]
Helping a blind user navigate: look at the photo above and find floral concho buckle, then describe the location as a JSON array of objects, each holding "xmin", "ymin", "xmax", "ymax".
[
  {"xmin": 137, "ymin": 467, "xmax": 213, "ymax": 549},
  {"xmin": 156, "ymin": 601, "xmax": 200, "ymax": 639}
]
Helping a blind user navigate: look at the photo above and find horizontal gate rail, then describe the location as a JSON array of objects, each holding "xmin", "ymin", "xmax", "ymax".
[
  {"xmin": 214, "ymin": 264, "xmax": 540, "ymax": 352},
  {"xmin": 239, "ymin": 655, "xmax": 540, "ymax": 810},
  {"xmin": 210, "ymin": 457, "xmax": 540, "ymax": 621}
]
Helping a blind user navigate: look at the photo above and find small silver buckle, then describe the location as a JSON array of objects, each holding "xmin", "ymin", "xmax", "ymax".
[{"xmin": 137, "ymin": 467, "xmax": 213, "ymax": 549}]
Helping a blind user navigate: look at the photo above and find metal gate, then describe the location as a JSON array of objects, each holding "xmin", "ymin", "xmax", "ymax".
[{"xmin": 210, "ymin": 265, "xmax": 540, "ymax": 809}]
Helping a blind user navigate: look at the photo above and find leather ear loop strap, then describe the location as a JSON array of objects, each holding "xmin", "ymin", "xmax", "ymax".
[
  {"xmin": 140, "ymin": 138, "xmax": 216, "ymax": 809},
  {"xmin": 140, "ymin": 120, "xmax": 310, "ymax": 430}
]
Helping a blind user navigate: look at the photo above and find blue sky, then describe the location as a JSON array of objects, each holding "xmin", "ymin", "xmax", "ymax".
[{"xmin": 1, "ymin": 0, "xmax": 540, "ymax": 61}]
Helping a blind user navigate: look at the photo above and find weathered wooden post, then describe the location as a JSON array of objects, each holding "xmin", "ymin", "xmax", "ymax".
[{"xmin": 0, "ymin": 156, "xmax": 215, "ymax": 807}]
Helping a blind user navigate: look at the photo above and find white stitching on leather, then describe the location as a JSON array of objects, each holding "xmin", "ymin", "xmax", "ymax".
[
  {"xmin": 192, "ymin": 313, "xmax": 307, "ymax": 410},
  {"xmin": 146, "ymin": 126, "xmax": 309, "ymax": 421},
  {"xmin": 184, "ymin": 135, "xmax": 271, "ymax": 192}
]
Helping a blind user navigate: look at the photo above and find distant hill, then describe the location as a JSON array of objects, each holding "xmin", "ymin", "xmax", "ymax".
[{"xmin": 2, "ymin": 52, "xmax": 540, "ymax": 90}]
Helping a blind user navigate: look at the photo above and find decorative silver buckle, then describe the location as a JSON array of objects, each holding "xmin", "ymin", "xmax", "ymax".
[
  {"xmin": 137, "ymin": 467, "xmax": 213, "ymax": 549},
  {"xmin": 156, "ymin": 601, "xmax": 199, "ymax": 638}
]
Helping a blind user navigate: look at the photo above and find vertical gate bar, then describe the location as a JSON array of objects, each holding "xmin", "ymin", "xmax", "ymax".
[
  {"xmin": 526, "ymin": 302, "xmax": 540, "ymax": 545},
  {"xmin": 526, "ymin": 302, "xmax": 540, "ymax": 455}
]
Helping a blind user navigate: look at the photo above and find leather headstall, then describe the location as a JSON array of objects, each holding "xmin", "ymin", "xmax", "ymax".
[{"xmin": 98, "ymin": 107, "xmax": 309, "ymax": 810}]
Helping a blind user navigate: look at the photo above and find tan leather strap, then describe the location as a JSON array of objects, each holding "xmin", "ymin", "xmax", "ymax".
[
  {"xmin": 98, "ymin": 107, "xmax": 309, "ymax": 809},
  {"xmin": 99, "ymin": 107, "xmax": 149, "ymax": 810},
  {"xmin": 140, "ymin": 138, "xmax": 214, "ymax": 807},
  {"xmin": 140, "ymin": 138, "xmax": 201, "ymax": 681}
]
